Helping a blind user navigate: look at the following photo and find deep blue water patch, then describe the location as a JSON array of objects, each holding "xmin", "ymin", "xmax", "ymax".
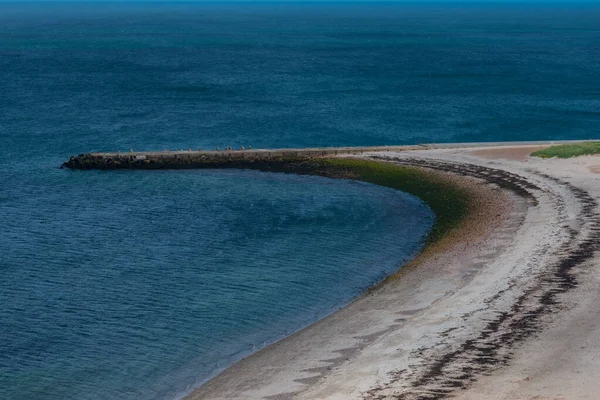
[{"xmin": 0, "ymin": 2, "xmax": 599, "ymax": 399}]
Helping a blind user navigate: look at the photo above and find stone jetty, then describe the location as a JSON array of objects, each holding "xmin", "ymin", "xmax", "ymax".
[
  {"xmin": 62, "ymin": 146, "xmax": 415, "ymax": 169},
  {"xmin": 61, "ymin": 141, "xmax": 587, "ymax": 170}
]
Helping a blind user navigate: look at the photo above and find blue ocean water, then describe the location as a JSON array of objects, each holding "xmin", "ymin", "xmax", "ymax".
[
  {"xmin": 0, "ymin": 2, "xmax": 599, "ymax": 400},
  {"xmin": 1, "ymin": 167, "xmax": 434, "ymax": 400}
]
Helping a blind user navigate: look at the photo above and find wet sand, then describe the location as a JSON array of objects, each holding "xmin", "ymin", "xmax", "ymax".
[
  {"xmin": 468, "ymin": 145, "xmax": 549, "ymax": 161},
  {"xmin": 186, "ymin": 145, "xmax": 600, "ymax": 400}
]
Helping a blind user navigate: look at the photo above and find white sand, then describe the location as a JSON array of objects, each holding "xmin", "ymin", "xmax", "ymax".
[{"xmin": 186, "ymin": 145, "xmax": 600, "ymax": 400}]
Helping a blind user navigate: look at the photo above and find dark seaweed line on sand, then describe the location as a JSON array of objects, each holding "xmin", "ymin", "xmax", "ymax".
[{"xmin": 363, "ymin": 156, "xmax": 600, "ymax": 400}]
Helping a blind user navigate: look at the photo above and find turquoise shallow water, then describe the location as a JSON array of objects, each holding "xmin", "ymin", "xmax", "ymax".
[{"xmin": 1, "ymin": 2, "xmax": 599, "ymax": 399}]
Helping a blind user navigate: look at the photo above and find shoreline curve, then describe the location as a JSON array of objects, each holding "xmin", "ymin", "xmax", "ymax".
[
  {"xmin": 185, "ymin": 147, "xmax": 600, "ymax": 400},
  {"xmin": 64, "ymin": 151, "xmax": 504, "ymax": 398},
  {"xmin": 63, "ymin": 143, "xmax": 600, "ymax": 399},
  {"xmin": 183, "ymin": 155, "xmax": 524, "ymax": 399}
]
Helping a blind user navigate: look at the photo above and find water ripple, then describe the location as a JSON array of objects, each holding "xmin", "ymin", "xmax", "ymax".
[{"xmin": 0, "ymin": 168, "xmax": 433, "ymax": 400}]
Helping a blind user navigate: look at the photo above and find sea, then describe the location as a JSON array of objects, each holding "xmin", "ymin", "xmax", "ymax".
[{"xmin": 0, "ymin": 2, "xmax": 598, "ymax": 399}]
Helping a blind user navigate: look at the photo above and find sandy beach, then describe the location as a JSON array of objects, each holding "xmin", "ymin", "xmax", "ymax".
[{"xmin": 186, "ymin": 144, "xmax": 600, "ymax": 400}]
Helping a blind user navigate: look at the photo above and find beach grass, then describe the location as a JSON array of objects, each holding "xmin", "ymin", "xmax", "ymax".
[{"xmin": 531, "ymin": 142, "xmax": 600, "ymax": 158}]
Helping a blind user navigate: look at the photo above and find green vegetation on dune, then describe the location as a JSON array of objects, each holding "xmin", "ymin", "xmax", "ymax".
[
  {"xmin": 531, "ymin": 142, "xmax": 600, "ymax": 158},
  {"xmin": 299, "ymin": 158, "xmax": 471, "ymax": 244}
]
